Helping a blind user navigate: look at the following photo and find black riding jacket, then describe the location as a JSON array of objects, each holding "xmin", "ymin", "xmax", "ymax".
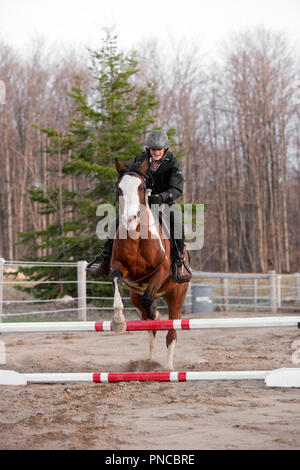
[{"xmin": 132, "ymin": 151, "xmax": 184, "ymax": 204}]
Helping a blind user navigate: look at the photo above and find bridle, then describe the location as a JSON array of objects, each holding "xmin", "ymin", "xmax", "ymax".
[{"xmin": 115, "ymin": 168, "xmax": 167, "ymax": 284}]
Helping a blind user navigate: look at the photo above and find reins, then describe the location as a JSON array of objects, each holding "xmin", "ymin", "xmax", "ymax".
[
  {"xmin": 117, "ymin": 168, "xmax": 167, "ymax": 284},
  {"xmin": 132, "ymin": 235, "xmax": 167, "ymax": 284}
]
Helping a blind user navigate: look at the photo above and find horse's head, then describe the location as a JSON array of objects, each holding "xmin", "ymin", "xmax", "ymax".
[{"xmin": 115, "ymin": 158, "xmax": 150, "ymax": 231}]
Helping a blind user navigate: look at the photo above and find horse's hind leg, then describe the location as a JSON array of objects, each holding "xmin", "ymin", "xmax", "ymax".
[
  {"xmin": 141, "ymin": 291, "xmax": 159, "ymax": 321},
  {"xmin": 163, "ymin": 284, "xmax": 189, "ymax": 370},
  {"xmin": 148, "ymin": 306, "xmax": 161, "ymax": 361},
  {"xmin": 130, "ymin": 290, "xmax": 160, "ymax": 361},
  {"xmin": 141, "ymin": 290, "xmax": 160, "ymax": 361},
  {"xmin": 148, "ymin": 330, "xmax": 156, "ymax": 361},
  {"xmin": 165, "ymin": 330, "xmax": 176, "ymax": 370}
]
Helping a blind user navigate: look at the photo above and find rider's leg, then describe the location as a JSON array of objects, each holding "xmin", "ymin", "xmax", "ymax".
[
  {"xmin": 87, "ymin": 217, "xmax": 119, "ymax": 278},
  {"xmin": 169, "ymin": 209, "xmax": 192, "ymax": 283}
]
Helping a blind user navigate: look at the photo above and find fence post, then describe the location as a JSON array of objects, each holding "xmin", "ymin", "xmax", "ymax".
[
  {"xmin": 295, "ymin": 273, "xmax": 300, "ymax": 304},
  {"xmin": 269, "ymin": 270, "xmax": 277, "ymax": 313},
  {"xmin": 0, "ymin": 258, "xmax": 4, "ymax": 323},
  {"xmin": 222, "ymin": 278, "xmax": 229, "ymax": 312},
  {"xmin": 277, "ymin": 274, "xmax": 282, "ymax": 308},
  {"xmin": 253, "ymin": 279, "xmax": 258, "ymax": 312},
  {"xmin": 77, "ymin": 260, "xmax": 87, "ymax": 321}
]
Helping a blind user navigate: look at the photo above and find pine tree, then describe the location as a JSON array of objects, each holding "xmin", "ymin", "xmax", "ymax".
[{"xmin": 20, "ymin": 29, "xmax": 158, "ymax": 300}]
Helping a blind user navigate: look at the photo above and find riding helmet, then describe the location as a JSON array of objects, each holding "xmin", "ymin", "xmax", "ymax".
[{"xmin": 144, "ymin": 130, "xmax": 169, "ymax": 149}]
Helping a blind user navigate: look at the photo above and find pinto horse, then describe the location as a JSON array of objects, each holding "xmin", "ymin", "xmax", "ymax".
[{"xmin": 111, "ymin": 158, "xmax": 190, "ymax": 370}]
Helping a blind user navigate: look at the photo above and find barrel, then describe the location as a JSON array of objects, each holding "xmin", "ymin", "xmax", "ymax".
[{"xmin": 192, "ymin": 284, "xmax": 214, "ymax": 313}]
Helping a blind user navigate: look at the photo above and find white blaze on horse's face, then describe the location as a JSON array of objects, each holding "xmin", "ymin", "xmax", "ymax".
[{"xmin": 119, "ymin": 175, "xmax": 143, "ymax": 231}]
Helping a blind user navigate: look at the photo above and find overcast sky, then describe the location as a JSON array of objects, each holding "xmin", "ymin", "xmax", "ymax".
[{"xmin": 1, "ymin": 0, "xmax": 300, "ymax": 58}]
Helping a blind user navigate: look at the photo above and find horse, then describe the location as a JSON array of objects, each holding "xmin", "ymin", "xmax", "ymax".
[{"xmin": 110, "ymin": 157, "xmax": 191, "ymax": 370}]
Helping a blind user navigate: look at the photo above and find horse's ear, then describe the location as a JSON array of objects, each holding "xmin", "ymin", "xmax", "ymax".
[
  {"xmin": 115, "ymin": 158, "xmax": 126, "ymax": 174},
  {"xmin": 139, "ymin": 158, "xmax": 149, "ymax": 176}
]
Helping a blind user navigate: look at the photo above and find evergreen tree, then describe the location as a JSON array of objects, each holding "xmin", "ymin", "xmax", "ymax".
[{"xmin": 20, "ymin": 29, "xmax": 158, "ymax": 300}]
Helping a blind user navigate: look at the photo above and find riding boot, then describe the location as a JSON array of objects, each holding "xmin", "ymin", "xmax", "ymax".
[
  {"xmin": 171, "ymin": 232, "xmax": 192, "ymax": 284},
  {"xmin": 172, "ymin": 252, "xmax": 192, "ymax": 283},
  {"xmin": 86, "ymin": 238, "xmax": 114, "ymax": 279}
]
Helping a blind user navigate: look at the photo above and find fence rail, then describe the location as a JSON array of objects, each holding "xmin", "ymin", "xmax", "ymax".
[
  {"xmin": 192, "ymin": 270, "xmax": 300, "ymax": 314},
  {"xmin": 0, "ymin": 258, "xmax": 299, "ymax": 321}
]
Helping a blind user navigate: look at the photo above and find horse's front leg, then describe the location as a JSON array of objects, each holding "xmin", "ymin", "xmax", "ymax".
[{"xmin": 111, "ymin": 267, "xmax": 127, "ymax": 333}]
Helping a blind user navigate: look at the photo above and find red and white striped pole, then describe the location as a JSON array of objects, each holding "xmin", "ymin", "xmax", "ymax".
[
  {"xmin": 24, "ymin": 370, "xmax": 269, "ymax": 384},
  {"xmin": 1, "ymin": 316, "xmax": 300, "ymax": 333},
  {"xmin": 2, "ymin": 368, "xmax": 300, "ymax": 386}
]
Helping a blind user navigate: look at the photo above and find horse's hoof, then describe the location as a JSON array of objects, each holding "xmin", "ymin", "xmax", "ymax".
[{"xmin": 112, "ymin": 319, "xmax": 126, "ymax": 334}]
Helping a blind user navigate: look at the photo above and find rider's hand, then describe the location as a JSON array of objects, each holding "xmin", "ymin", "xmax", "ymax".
[{"xmin": 148, "ymin": 194, "xmax": 163, "ymax": 205}]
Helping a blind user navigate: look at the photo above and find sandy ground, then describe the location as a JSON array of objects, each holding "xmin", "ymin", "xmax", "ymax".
[{"xmin": 0, "ymin": 311, "xmax": 300, "ymax": 450}]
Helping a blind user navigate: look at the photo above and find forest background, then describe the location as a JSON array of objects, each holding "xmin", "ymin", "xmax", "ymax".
[{"xmin": 0, "ymin": 27, "xmax": 299, "ymax": 275}]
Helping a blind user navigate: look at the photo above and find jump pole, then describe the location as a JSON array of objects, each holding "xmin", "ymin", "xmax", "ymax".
[
  {"xmin": 1, "ymin": 316, "xmax": 300, "ymax": 333},
  {"xmin": 1, "ymin": 368, "xmax": 300, "ymax": 387}
]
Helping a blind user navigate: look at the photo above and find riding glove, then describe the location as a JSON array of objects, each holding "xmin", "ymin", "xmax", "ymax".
[{"xmin": 148, "ymin": 194, "xmax": 163, "ymax": 205}]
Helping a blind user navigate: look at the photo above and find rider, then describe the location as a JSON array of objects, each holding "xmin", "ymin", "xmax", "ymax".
[{"xmin": 87, "ymin": 130, "xmax": 192, "ymax": 283}]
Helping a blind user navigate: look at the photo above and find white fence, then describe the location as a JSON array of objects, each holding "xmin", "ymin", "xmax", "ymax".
[
  {"xmin": 0, "ymin": 258, "xmax": 185, "ymax": 321},
  {"xmin": 0, "ymin": 258, "xmax": 299, "ymax": 321},
  {"xmin": 192, "ymin": 270, "xmax": 300, "ymax": 314}
]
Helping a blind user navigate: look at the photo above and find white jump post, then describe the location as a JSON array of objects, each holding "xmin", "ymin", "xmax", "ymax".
[
  {"xmin": 0, "ymin": 258, "xmax": 4, "ymax": 323},
  {"xmin": 77, "ymin": 260, "xmax": 87, "ymax": 321},
  {"xmin": 269, "ymin": 270, "xmax": 277, "ymax": 313}
]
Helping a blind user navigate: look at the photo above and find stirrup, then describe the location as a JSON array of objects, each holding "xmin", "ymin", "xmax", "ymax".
[
  {"xmin": 172, "ymin": 256, "xmax": 192, "ymax": 284},
  {"xmin": 86, "ymin": 250, "xmax": 111, "ymax": 278},
  {"xmin": 86, "ymin": 254, "xmax": 102, "ymax": 269}
]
